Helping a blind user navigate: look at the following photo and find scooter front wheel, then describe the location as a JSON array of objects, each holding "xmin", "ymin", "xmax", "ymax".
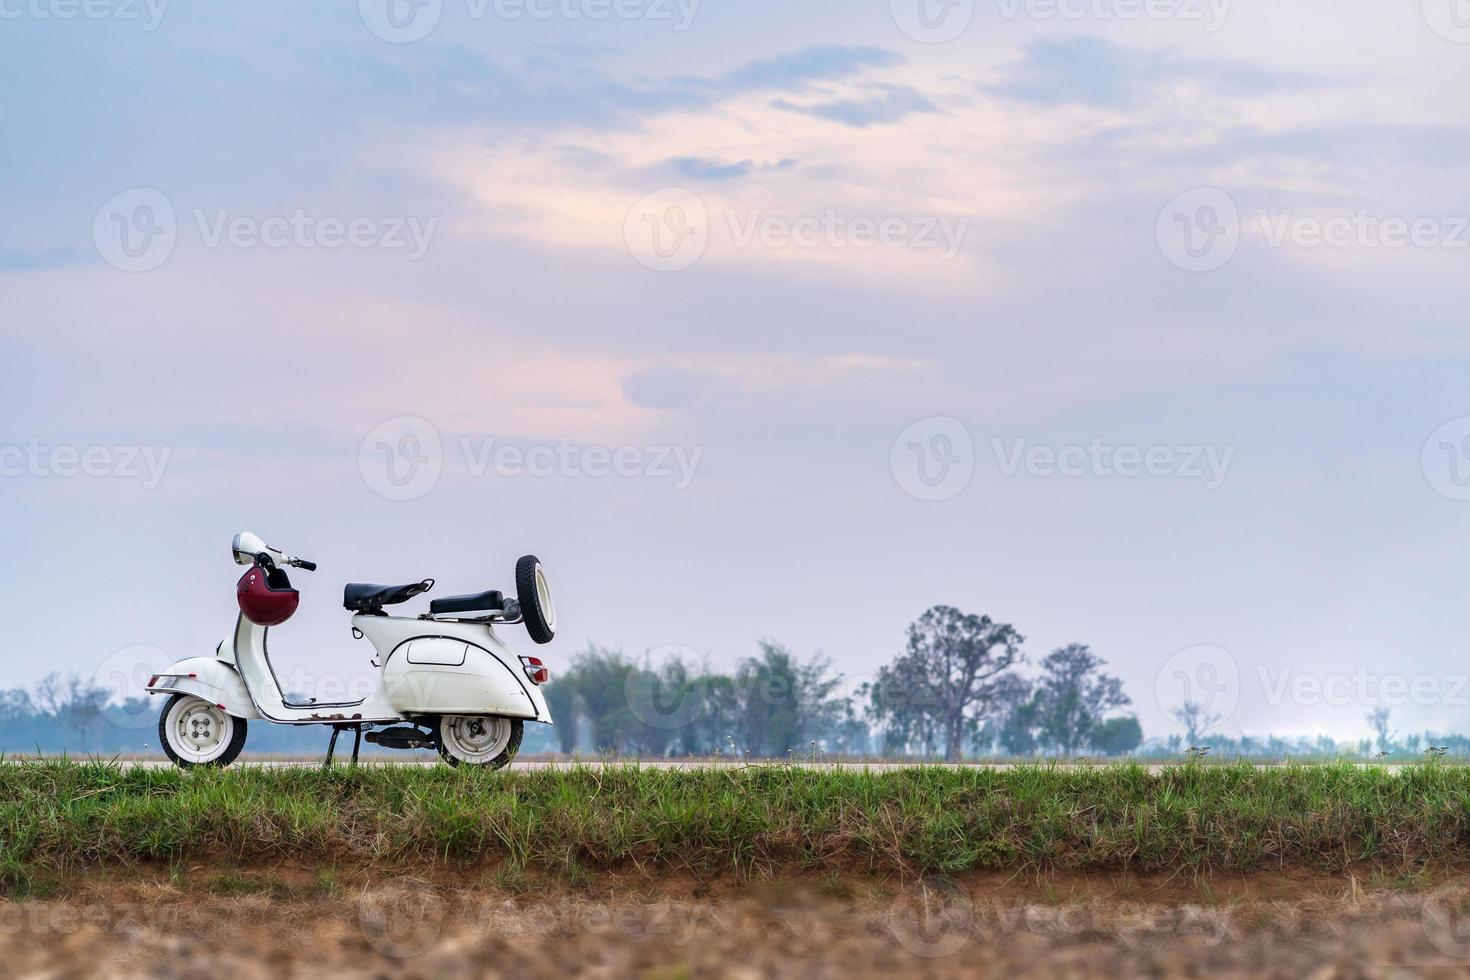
[
  {"xmin": 436, "ymin": 715, "xmax": 522, "ymax": 769},
  {"xmin": 159, "ymin": 693, "xmax": 248, "ymax": 769}
]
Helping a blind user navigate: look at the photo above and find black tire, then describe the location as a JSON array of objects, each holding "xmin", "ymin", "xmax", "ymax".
[
  {"xmin": 515, "ymin": 554, "xmax": 556, "ymax": 645},
  {"xmin": 158, "ymin": 693, "xmax": 248, "ymax": 769},
  {"xmin": 435, "ymin": 716, "xmax": 523, "ymax": 769}
]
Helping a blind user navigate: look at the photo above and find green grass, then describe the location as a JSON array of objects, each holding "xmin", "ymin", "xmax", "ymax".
[{"xmin": 1, "ymin": 760, "xmax": 1469, "ymax": 887}]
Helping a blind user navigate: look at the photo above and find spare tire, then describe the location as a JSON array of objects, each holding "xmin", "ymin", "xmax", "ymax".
[{"xmin": 515, "ymin": 555, "xmax": 556, "ymax": 644}]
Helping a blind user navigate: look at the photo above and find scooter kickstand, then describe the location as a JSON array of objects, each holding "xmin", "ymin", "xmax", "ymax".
[
  {"xmin": 323, "ymin": 726, "xmax": 342, "ymax": 769},
  {"xmin": 350, "ymin": 724, "xmax": 362, "ymax": 767}
]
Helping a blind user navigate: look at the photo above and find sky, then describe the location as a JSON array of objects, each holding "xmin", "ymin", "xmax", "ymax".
[{"xmin": 3, "ymin": 0, "xmax": 1470, "ymax": 745}]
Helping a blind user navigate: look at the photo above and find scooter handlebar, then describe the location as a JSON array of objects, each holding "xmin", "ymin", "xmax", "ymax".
[{"xmin": 250, "ymin": 550, "xmax": 315, "ymax": 571}]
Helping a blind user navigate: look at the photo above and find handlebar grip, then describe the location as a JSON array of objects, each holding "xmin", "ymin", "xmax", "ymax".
[{"xmin": 296, "ymin": 559, "xmax": 318, "ymax": 572}]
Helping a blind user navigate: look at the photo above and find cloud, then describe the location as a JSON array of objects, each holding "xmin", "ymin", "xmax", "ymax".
[
  {"xmin": 0, "ymin": 246, "xmax": 92, "ymax": 272},
  {"xmin": 623, "ymin": 367, "xmax": 732, "ymax": 409},
  {"xmin": 564, "ymin": 46, "xmax": 907, "ymax": 122},
  {"xmin": 987, "ymin": 36, "xmax": 1319, "ymax": 109},
  {"xmin": 1162, "ymin": 123, "xmax": 1470, "ymax": 171},
  {"xmin": 671, "ymin": 158, "xmax": 755, "ymax": 180},
  {"xmin": 410, "ymin": 61, "xmax": 1038, "ymax": 284},
  {"xmin": 358, "ymin": 44, "xmax": 907, "ymax": 128},
  {"xmin": 689, "ymin": 46, "xmax": 902, "ymax": 96},
  {"xmin": 666, "ymin": 157, "xmax": 798, "ymax": 181},
  {"xmin": 771, "ymin": 84, "xmax": 938, "ymax": 128}
]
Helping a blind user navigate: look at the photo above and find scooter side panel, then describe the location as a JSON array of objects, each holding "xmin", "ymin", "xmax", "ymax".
[
  {"xmin": 404, "ymin": 638, "xmax": 468, "ymax": 666},
  {"xmin": 354, "ymin": 615, "xmax": 553, "ymax": 722},
  {"xmin": 382, "ymin": 643, "xmax": 541, "ymax": 719},
  {"xmin": 146, "ymin": 657, "xmax": 262, "ymax": 720}
]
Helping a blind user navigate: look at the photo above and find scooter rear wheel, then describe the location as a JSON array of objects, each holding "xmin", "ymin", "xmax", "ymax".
[
  {"xmin": 159, "ymin": 693, "xmax": 248, "ymax": 768},
  {"xmin": 436, "ymin": 715, "xmax": 522, "ymax": 768}
]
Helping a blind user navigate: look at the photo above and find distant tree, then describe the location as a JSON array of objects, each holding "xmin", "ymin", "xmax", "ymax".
[
  {"xmin": 544, "ymin": 642, "xmax": 853, "ymax": 759},
  {"xmin": 732, "ymin": 642, "xmax": 842, "ymax": 757},
  {"xmin": 0, "ymin": 688, "xmax": 35, "ymax": 746},
  {"xmin": 1170, "ymin": 699, "xmax": 1222, "ymax": 745},
  {"xmin": 623, "ymin": 655, "xmax": 720, "ymax": 757},
  {"xmin": 541, "ymin": 667, "xmax": 579, "ymax": 754},
  {"xmin": 872, "ymin": 606, "xmax": 1024, "ymax": 762},
  {"xmin": 1446, "ymin": 734, "xmax": 1470, "ymax": 756},
  {"xmin": 565, "ymin": 647, "xmax": 642, "ymax": 753},
  {"xmin": 0, "ymin": 689, "xmax": 32, "ymax": 723},
  {"xmin": 988, "ymin": 674, "xmax": 1039, "ymax": 757},
  {"xmin": 639, "ymin": 656, "xmax": 710, "ymax": 756},
  {"xmin": 31, "ymin": 673, "xmax": 64, "ymax": 720},
  {"xmin": 819, "ymin": 698, "xmax": 870, "ymax": 756},
  {"xmin": 862, "ymin": 675, "xmax": 941, "ymax": 757},
  {"xmin": 1089, "ymin": 716, "xmax": 1143, "ymax": 756},
  {"xmin": 733, "ymin": 645, "xmax": 795, "ymax": 756},
  {"xmin": 31, "ymin": 672, "xmax": 108, "ymax": 751},
  {"xmin": 1032, "ymin": 644, "xmax": 1130, "ymax": 755},
  {"xmin": 684, "ymin": 669, "xmax": 741, "ymax": 757},
  {"xmin": 1366, "ymin": 707, "xmax": 1393, "ymax": 754}
]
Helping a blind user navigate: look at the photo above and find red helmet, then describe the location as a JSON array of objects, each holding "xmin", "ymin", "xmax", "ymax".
[{"xmin": 237, "ymin": 564, "xmax": 300, "ymax": 626}]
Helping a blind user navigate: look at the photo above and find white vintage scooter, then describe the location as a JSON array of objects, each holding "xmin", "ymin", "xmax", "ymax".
[{"xmin": 146, "ymin": 532, "xmax": 555, "ymax": 769}]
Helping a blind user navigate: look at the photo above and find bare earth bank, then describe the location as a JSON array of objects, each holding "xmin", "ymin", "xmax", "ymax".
[{"xmin": 9, "ymin": 870, "xmax": 1470, "ymax": 978}]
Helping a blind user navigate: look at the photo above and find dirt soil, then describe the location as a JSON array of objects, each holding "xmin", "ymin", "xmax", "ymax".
[{"xmin": 9, "ymin": 868, "xmax": 1470, "ymax": 978}]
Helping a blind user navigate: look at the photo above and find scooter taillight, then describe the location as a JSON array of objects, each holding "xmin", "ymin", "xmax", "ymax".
[{"xmin": 520, "ymin": 656, "xmax": 549, "ymax": 685}]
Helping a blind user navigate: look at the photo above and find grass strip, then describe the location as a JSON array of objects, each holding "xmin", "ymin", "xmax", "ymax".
[{"xmin": 0, "ymin": 761, "xmax": 1467, "ymax": 885}]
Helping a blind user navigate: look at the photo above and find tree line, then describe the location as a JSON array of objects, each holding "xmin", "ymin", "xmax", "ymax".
[
  {"xmin": 0, "ymin": 605, "xmax": 1140, "ymax": 759},
  {"xmin": 5, "ymin": 605, "xmax": 1459, "ymax": 761},
  {"xmin": 545, "ymin": 605, "xmax": 1140, "ymax": 761},
  {"xmin": 0, "ymin": 673, "xmax": 349, "ymax": 755}
]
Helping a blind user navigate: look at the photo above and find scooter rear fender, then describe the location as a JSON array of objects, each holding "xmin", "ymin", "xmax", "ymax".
[
  {"xmin": 354, "ymin": 615, "xmax": 553, "ymax": 723},
  {"xmin": 146, "ymin": 657, "xmax": 261, "ymax": 720}
]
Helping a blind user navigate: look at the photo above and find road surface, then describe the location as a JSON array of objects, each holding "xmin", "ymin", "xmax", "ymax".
[{"xmin": 1, "ymin": 756, "xmax": 1429, "ymax": 771}]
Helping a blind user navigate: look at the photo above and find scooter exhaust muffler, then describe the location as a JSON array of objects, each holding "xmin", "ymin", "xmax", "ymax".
[{"xmin": 364, "ymin": 726, "xmax": 435, "ymax": 750}]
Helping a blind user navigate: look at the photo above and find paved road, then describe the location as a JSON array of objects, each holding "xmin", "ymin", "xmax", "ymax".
[{"xmin": 3, "ymin": 757, "xmax": 1424, "ymax": 771}]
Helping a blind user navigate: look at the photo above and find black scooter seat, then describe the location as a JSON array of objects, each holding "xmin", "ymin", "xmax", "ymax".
[
  {"xmin": 343, "ymin": 580, "xmax": 432, "ymax": 613},
  {"xmin": 430, "ymin": 589, "xmax": 504, "ymax": 616}
]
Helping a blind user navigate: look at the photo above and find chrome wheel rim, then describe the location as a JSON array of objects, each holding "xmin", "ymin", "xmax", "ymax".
[
  {"xmin": 441, "ymin": 716, "xmax": 512, "ymax": 764},
  {"xmin": 167, "ymin": 697, "xmax": 232, "ymax": 764},
  {"xmin": 534, "ymin": 564, "xmax": 556, "ymax": 631}
]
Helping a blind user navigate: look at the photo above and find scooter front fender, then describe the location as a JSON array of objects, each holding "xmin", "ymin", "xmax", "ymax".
[{"xmin": 146, "ymin": 657, "xmax": 261, "ymax": 720}]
